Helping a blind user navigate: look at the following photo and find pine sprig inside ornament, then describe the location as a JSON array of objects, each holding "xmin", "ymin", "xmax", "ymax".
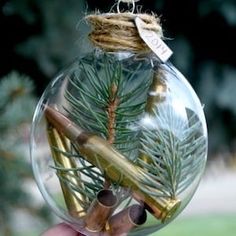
[
  {"xmin": 64, "ymin": 53, "xmax": 152, "ymax": 157},
  {"xmin": 139, "ymin": 104, "xmax": 207, "ymax": 199}
]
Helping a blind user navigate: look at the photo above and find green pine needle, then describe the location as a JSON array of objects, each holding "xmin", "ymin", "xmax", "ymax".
[{"xmin": 139, "ymin": 104, "xmax": 207, "ymax": 199}]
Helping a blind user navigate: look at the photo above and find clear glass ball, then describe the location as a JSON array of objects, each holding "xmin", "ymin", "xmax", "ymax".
[{"xmin": 30, "ymin": 50, "xmax": 207, "ymax": 235}]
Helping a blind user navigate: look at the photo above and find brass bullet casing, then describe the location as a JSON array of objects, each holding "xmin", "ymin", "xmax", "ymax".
[
  {"xmin": 133, "ymin": 192, "xmax": 181, "ymax": 221},
  {"xmin": 145, "ymin": 68, "xmax": 167, "ymax": 114},
  {"xmin": 108, "ymin": 204, "xmax": 147, "ymax": 236},
  {"xmin": 140, "ymin": 68, "xmax": 167, "ymax": 164},
  {"xmin": 85, "ymin": 189, "xmax": 117, "ymax": 232},
  {"xmin": 44, "ymin": 106, "xmax": 181, "ymax": 222},
  {"xmin": 77, "ymin": 134, "xmax": 181, "ymax": 222},
  {"xmin": 46, "ymin": 123, "xmax": 85, "ymax": 218}
]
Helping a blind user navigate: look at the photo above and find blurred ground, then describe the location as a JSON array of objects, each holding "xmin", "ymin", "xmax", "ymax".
[
  {"xmin": 155, "ymin": 214, "xmax": 236, "ymax": 236},
  {"xmin": 183, "ymin": 161, "xmax": 236, "ymax": 216}
]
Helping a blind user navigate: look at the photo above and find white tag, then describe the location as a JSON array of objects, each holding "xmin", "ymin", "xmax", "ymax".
[{"xmin": 135, "ymin": 17, "xmax": 173, "ymax": 62}]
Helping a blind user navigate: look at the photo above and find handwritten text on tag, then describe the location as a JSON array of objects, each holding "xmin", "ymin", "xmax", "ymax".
[{"xmin": 135, "ymin": 17, "xmax": 173, "ymax": 62}]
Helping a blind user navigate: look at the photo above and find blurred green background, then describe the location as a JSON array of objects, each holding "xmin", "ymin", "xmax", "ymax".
[{"xmin": 0, "ymin": 0, "xmax": 236, "ymax": 235}]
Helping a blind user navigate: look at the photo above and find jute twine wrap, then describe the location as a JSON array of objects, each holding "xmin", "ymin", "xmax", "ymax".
[{"xmin": 86, "ymin": 13, "xmax": 163, "ymax": 52}]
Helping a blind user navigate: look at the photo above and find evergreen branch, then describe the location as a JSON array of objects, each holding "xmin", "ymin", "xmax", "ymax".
[
  {"xmin": 50, "ymin": 164, "xmax": 104, "ymax": 181},
  {"xmin": 61, "ymin": 53, "xmax": 153, "ymax": 205},
  {"xmin": 51, "ymin": 143, "xmax": 105, "ymax": 208},
  {"xmin": 139, "ymin": 104, "xmax": 207, "ymax": 199},
  {"xmin": 65, "ymin": 54, "xmax": 152, "ymax": 154}
]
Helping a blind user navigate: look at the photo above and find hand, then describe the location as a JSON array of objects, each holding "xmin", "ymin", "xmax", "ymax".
[{"xmin": 41, "ymin": 223, "xmax": 82, "ymax": 236}]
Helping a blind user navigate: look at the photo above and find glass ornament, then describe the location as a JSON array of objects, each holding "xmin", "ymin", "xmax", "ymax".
[
  {"xmin": 31, "ymin": 3, "xmax": 207, "ymax": 236},
  {"xmin": 30, "ymin": 7, "xmax": 207, "ymax": 236}
]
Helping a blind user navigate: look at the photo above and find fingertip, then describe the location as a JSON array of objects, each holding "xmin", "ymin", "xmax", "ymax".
[{"xmin": 41, "ymin": 223, "xmax": 80, "ymax": 236}]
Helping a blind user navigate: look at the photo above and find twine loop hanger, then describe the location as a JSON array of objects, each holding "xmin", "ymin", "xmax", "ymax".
[{"xmin": 117, "ymin": 0, "xmax": 140, "ymax": 14}]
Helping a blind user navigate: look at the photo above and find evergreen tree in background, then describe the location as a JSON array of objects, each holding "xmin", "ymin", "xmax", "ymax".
[{"xmin": 0, "ymin": 72, "xmax": 52, "ymax": 235}]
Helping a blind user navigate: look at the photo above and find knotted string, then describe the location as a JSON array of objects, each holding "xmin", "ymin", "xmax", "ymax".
[{"xmin": 86, "ymin": 12, "xmax": 163, "ymax": 52}]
